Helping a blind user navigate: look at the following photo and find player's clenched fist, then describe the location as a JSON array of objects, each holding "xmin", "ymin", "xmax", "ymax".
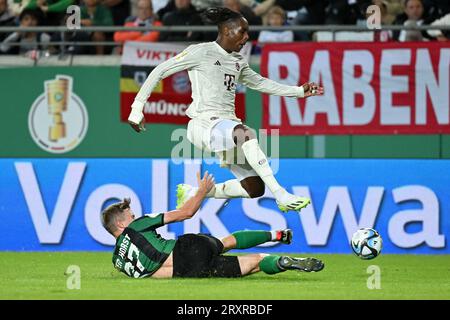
[
  {"xmin": 128, "ymin": 108, "xmax": 146, "ymax": 133},
  {"xmin": 302, "ymin": 82, "xmax": 324, "ymax": 98}
]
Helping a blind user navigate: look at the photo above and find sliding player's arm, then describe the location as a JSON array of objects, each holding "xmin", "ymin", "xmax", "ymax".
[
  {"xmin": 128, "ymin": 45, "xmax": 202, "ymax": 132},
  {"xmin": 238, "ymin": 63, "xmax": 323, "ymax": 99},
  {"xmin": 163, "ymin": 172, "xmax": 215, "ymax": 224}
]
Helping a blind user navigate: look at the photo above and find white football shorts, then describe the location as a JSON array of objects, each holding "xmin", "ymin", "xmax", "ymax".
[{"xmin": 186, "ymin": 117, "xmax": 258, "ymax": 181}]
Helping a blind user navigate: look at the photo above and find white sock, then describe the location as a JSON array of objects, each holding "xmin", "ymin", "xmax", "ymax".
[
  {"xmin": 189, "ymin": 180, "xmax": 250, "ymax": 199},
  {"xmin": 241, "ymin": 139, "xmax": 284, "ymax": 196},
  {"xmin": 211, "ymin": 179, "xmax": 250, "ymax": 199},
  {"xmin": 270, "ymin": 230, "xmax": 278, "ymax": 241}
]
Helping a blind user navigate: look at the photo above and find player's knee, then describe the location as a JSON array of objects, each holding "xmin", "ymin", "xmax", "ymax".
[
  {"xmin": 243, "ymin": 127, "xmax": 257, "ymax": 141},
  {"xmin": 253, "ymin": 254, "xmax": 267, "ymax": 271},
  {"xmin": 257, "ymin": 253, "xmax": 268, "ymax": 261},
  {"xmin": 233, "ymin": 125, "xmax": 257, "ymax": 146},
  {"xmin": 247, "ymin": 185, "xmax": 265, "ymax": 198},
  {"xmin": 220, "ymin": 235, "xmax": 237, "ymax": 252},
  {"xmin": 241, "ymin": 177, "xmax": 265, "ymax": 198}
]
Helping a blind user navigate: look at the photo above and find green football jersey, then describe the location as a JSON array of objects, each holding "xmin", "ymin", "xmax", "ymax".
[{"xmin": 112, "ymin": 214, "xmax": 176, "ymax": 278}]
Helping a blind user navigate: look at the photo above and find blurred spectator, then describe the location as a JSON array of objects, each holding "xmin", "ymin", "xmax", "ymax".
[
  {"xmin": 241, "ymin": 0, "xmax": 276, "ymax": 21},
  {"xmin": 155, "ymin": 0, "xmax": 173, "ymax": 19},
  {"xmin": 81, "ymin": 0, "xmax": 114, "ymax": 54},
  {"xmin": 7, "ymin": 0, "xmax": 31, "ymax": 16},
  {"xmin": 114, "ymin": 0, "xmax": 161, "ymax": 43},
  {"xmin": 130, "ymin": 0, "xmax": 137, "ymax": 15},
  {"xmin": 273, "ymin": 0, "xmax": 326, "ymax": 41},
  {"xmin": 276, "ymin": 0, "xmax": 327, "ymax": 25},
  {"xmin": 324, "ymin": 0, "xmax": 353, "ymax": 24},
  {"xmin": 257, "ymin": 5, "xmax": 293, "ymax": 43},
  {"xmin": 159, "ymin": 0, "xmax": 203, "ymax": 42},
  {"xmin": 224, "ymin": 0, "xmax": 261, "ymax": 40},
  {"xmin": 393, "ymin": 0, "xmax": 433, "ymax": 41},
  {"xmin": 427, "ymin": 12, "xmax": 449, "ymax": 41},
  {"xmin": 224, "ymin": 0, "xmax": 262, "ymax": 26},
  {"xmin": 422, "ymin": 0, "xmax": 450, "ymax": 22},
  {"xmin": 152, "ymin": 0, "xmax": 168, "ymax": 13},
  {"xmin": 102, "ymin": 0, "xmax": 130, "ymax": 26},
  {"xmin": 26, "ymin": 0, "xmax": 74, "ymax": 25},
  {"xmin": 1, "ymin": 0, "xmax": 16, "ymax": 41},
  {"xmin": 191, "ymin": 0, "xmax": 222, "ymax": 11},
  {"xmin": 321, "ymin": 0, "xmax": 377, "ymax": 25},
  {"xmin": 366, "ymin": 0, "xmax": 394, "ymax": 41},
  {"xmin": 372, "ymin": 0, "xmax": 396, "ymax": 25},
  {"xmin": 48, "ymin": 12, "xmax": 92, "ymax": 55},
  {"xmin": 0, "ymin": 9, "xmax": 50, "ymax": 54},
  {"xmin": 384, "ymin": 0, "xmax": 404, "ymax": 17}
]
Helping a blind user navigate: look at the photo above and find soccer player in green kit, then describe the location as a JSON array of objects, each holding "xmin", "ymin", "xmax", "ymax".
[{"xmin": 102, "ymin": 172, "xmax": 324, "ymax": 279}]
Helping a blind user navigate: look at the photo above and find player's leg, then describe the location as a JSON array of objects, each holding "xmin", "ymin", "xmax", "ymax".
[
  {"xmin": 233, "ymin": 124, "xmax": 311, "ymax": 212},
  {"xmin": 180, "ymin": 118, "xmax": 309, "ymax": 212},
  {"xmin": 236, "ymin": 254, "xmax": 267, "ymax": 275},
  {"xmin": 200, "ymin": 162, "xmax": 265, "ymax": 199},
  {"xmin": 177, "ymin": 119, "xmax": 257, "ymax": 207},
  {"xmin": 177, "ymin": 157, "xmax": 265, "ymax": 204},
  {"xmin": 176, "ymin": 171, "xmax": 252, "ymax": 208},
  {"xmin": 209, "ymin": 121, "xmax": 265, "ymax": 199},
  {"xmin": 239, "ymin": 176, "xmax": 265, "ymax": 198},
  {"xmin": 206, "ymin": 234, "xmax": 324, "ymax": 277},
  {"xmin": 220, "ymin": 229, "xmax": 293, "ymax": 252},
  {"xmin": 237, "ymin": 254, "xmax": 325, "ymax": 276}
]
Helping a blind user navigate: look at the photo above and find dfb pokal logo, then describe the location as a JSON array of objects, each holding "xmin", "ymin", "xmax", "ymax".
[{"xmin": 28, "ymin": 75, "xmax": 88, "ymax": 154}]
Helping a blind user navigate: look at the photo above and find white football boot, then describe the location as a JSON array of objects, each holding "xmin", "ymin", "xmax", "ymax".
[
  {"xmin": 275, "ymin": 189, "xmax": 311, "ymax": 213},
  {"xmin": 176, "ymin": 184, "xmax": 197, "ymax": 209}
]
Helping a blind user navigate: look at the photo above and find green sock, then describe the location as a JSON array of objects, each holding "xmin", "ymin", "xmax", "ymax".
[
  {"xmin": 259, "ymin": 255, "xmax": 284, "ymax": 275},
  {"xmin": 232, "ymin": 230, "xmax": 272, "ymax": 249}
]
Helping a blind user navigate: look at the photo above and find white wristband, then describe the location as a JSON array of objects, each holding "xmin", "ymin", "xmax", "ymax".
[
  {"xmin": 128, "ymin": 101, "xmax": 144, "ymax": 124},
  {"xmin": 297, "ymin": 85, "xmax": 305, "ymax": 98}
]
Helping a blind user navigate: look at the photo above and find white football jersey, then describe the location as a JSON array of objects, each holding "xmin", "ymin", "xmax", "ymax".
[{"xmin": 132, "ymin": 41, "xmax": 304, "ymax": 121}]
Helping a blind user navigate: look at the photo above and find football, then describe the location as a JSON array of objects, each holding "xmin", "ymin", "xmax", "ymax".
[{"xmin": 351, "ymin": 228, "xmax": 383, "ymax": 260}]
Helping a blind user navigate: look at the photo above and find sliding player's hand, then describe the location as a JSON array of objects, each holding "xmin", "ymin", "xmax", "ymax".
[
  {"xmin": 197, "ymin": 171, "xmax": 215, "ymax": 197},
  {"xmin": 302, "ymin": 82, "xmax": 324, "ymax": 98},
  {"xmin": 128, "ymin": 109, "xmax": 146, "ymax": 133}
]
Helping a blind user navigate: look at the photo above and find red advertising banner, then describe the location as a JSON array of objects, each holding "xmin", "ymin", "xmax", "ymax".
[
  {"xmin": 261, "ymin": 42, "xmax": 450, "ymax": 135},
  {"xmin": 120, "ymin": 42, "xmax": 248, "ymax": 125}
]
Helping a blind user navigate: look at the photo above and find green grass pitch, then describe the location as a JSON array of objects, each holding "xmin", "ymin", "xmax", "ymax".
[{"xmin": 0, "ymin": 252, "xmax": 449, "ymax": 300}]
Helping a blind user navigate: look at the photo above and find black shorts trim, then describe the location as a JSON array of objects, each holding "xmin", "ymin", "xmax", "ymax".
[{"xmin": 172, "ymin": 234, "xmax": 241, "ymax": 278}]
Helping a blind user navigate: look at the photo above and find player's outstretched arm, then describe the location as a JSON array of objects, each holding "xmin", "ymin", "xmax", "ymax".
[
  {"xmin": 128, "ymin": 45, "xmax": 202, "ymax": 133},
  {"xmin": 238, "ymin": 64, "xmax": 324, "ymax": 98},
  {"xmin": 163, "ymin": 172, "xmax": 215, "ymax": 224}
]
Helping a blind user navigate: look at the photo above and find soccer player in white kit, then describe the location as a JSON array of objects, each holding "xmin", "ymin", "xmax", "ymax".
[{"xmin": 128, "ymin": 7, "xmax": 324, "ymax": 213}]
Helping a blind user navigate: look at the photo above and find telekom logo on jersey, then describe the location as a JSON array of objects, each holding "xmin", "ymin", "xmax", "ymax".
[{"xmin": 13, "ymin": 161, "xmax": 444, "ymax": 250}]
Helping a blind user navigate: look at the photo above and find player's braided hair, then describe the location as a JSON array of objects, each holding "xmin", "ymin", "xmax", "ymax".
[
  {"xmin": 201, "ymin": 7, "xmax": 243, "ymax": 27},
  {"xmin": 101, "ymin": 198, "xmax": 131, "ymax": 235}
]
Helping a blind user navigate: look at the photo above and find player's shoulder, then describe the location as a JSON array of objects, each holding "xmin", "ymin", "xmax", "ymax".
[
  {"xmin": 231, "ymin": 51, "xmax": 245, "ymax": 60},
  {"xmin": 175, "ymin": 42, "xmax": 211, "ymax": 62},
  {"xmin": 231, "ymin": 51, "xmax": 249, "ymax": 66},
  {"xmin": 145, "ymin": 213, "xmax": 163, "ymax": 219},
  {"xmin": 127, "ymin": 215, "xmax": 151, "ymax": 229},
  {"xmin": 184, "ymin": 42, "xmax": 213, "ymax": 54}
]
